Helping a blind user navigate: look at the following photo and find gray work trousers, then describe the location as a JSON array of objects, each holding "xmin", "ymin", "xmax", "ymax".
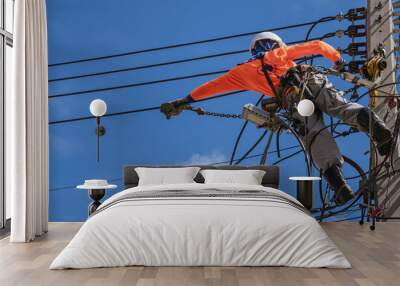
[{"xmin": 286, "ymin": 74, "xmax": 365, "ymax": 171}]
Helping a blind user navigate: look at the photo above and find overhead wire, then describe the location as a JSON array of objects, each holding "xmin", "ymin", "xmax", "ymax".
[
  {"xmin": 48, "ymin": 46, "xmax": 343, "ymax": 123},
  {"xmin": 49, "ymin": 50, "xmax": 246, "ymax": 82},
  {"xmin": 48, "ymin": 38, "xmax": 326, "ymax": 83},
  {"xmin": 48, "ymin": 17, "xmax": 338, "ymax": 67},
  {"xmin": 48, "ymin": 39, "xmax": 332, "ymax": 99},
  {"xmin": 49, "ymin": 69, "xmax": 230, "ymax": 98},
  {"xmin": 49, "ymin": 90, "xmax": 246, "ymax": 125},
  {"xmin": 303, "ymin": 16, "xmax": 337, "ymax": 65},
  {"xmin": 234, "ymin": 130, "xmax": 269, "ymax": 165},
  {"xmin": 48, "ymin": 20, "xmax": 348, "ymax": 125},
  {"xmin": 273, "ymin": 149, "xmax": 303, "ymax": 165},
  {"xmin": 229, "ymin": 94, "xmax": 265, "ymax": 164}
]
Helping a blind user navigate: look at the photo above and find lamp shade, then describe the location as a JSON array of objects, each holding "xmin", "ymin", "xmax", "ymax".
[
  {"xmin": 90, "ymin": 99, "xmax": 107, "ymax": 117},
  {"xmin": 297, "ymin": 99, "xmax": 314, "ymax": 117}
]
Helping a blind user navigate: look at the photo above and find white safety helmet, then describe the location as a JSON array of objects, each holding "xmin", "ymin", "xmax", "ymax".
[{"xmin": 249, "ymin": 31, "xmax": 285, "ymax": 55}]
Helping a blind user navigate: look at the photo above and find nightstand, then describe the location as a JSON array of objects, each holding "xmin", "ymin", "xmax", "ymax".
[
  {"xmin": 289, "ymin": 176, "xmax": 321, "ymax": 210},
  {"xmin": 77, "ymin": 180, "xmax": 117, "ymax": 215}
]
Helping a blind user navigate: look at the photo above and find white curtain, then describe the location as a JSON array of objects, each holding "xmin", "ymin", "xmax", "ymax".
[{"xmin": 7, "ymin": 0, "xmax": 49, "ymax": 242}]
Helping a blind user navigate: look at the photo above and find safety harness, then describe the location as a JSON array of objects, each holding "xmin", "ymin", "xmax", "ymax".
[
  {"xmin": 259, "ymin": 56, "xmax": 281, "ymax": 99},
  {"xmin": 258, "ymin": 55, "xmax": 314, "ymax": 112},
  {"xmin": 258, "ymin": 56, "xmax": 284, "ymax": 112}
]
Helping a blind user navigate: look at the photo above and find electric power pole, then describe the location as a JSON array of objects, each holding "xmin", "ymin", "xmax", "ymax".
[{"xmin": 367, "ymin": 0, "xmax": 400, "ymax": 218}]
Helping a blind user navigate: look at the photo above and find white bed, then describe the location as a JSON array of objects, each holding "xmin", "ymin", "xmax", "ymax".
[{"xmin": 50, "ymin": 182, "xmax": 350, "ymax": 269}]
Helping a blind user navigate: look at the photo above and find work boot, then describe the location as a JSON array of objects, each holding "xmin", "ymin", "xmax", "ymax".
[
  {"xmin": 356, "ymin": 108, "xmax": 394, "ymax": 156},
  {"xmin": 324, "ymin": 165, "xmax": 355, "ymax": 206}
]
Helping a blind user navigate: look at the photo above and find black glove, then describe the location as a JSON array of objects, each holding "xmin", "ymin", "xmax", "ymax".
[
  {"xmin": 333, "ymin": 58, "xmax": 346, "ymax": 72},
  {"xmin": 160, "ymin": 95, "xmax": 194, "ymax": 119}
]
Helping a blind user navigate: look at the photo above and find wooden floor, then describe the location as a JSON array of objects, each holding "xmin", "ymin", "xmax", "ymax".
[{"xmin": 0, "ymin": 222, "xmax": 399, "ymax": 286}]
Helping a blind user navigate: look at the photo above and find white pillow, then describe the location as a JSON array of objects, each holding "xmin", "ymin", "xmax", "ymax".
[
  {"xmin": 200, "ymin": 169, "xmax": 266, "ymax": 185},
  {"xmin": 135, "ymin": 167, "xmax": 200, "ymax": 186}
]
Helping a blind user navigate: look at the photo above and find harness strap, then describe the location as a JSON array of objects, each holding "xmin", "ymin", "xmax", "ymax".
[{"xmin": 259, "ymin": 56, "xmax": 281, "ymax": 101}]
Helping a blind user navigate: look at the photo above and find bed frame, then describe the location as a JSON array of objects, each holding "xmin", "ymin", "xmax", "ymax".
[{"xmin": 123, "ymin": 165, "xmax": 279, "ymax": 189}]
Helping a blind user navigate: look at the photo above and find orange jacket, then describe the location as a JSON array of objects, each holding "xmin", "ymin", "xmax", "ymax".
[{"xmin": 190, "ymin": 40, "xmax": 341, "ymax": 100}]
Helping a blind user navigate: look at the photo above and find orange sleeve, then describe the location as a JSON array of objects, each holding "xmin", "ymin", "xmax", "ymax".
[
  {"xmin": 190, "ymin": 66, "xmax": 245, "ymax": 101},
  {"xmin": 286, "ymin": 40, "xmax": 342, "ymax": 63}
]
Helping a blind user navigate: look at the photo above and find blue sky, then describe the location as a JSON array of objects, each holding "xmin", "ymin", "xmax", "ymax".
[{"xmin": 46, "ymin": 0, "xmax": 368, "ymax": 221}]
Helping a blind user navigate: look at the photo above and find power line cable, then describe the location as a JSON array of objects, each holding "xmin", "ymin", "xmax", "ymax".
[
  {"xmin": 49, "ymin": 50, "xmax": 245, "ymax": 82},
  {"xmin": 234, "ymin": 130, "xmax": 269, "ymax": 165},
  {"xmin": 48, "ymin": 36, "xmax": 334, "ymax": 98},
  {"xmin": 49, "ymin": 90, "xmax": 246, "ymax": 125},
  {"xmin": 272, "ymin": 149, "xmax": 303, "ymax": 165},
  {"xmin": 49, "ymin": 69, "xmax": 229, "ymax": 98},
  {"xmin": 49, "ymin": 69, "xmax": 398, "ymax": 125},
  {"xmin": 304, "ymin": 16, "xmax": 336, "ymax": 65},
  {"xmin": 48, "ymin": 38, "xmax": 324, "ymax": 83},
  {"xmin": 215, "ymin": 145, "xmax": 300, "ymax": 165},
  {"xmin": 48, "ymin": 18, "xmax": 337, "ymax": 67},
  {"xmin": 47, "ymin": 25, "xmax": 387, "ymax": 126},
  {"xmin": 230, "ymin": 94, "xmax": 265, "ymax": 164}
]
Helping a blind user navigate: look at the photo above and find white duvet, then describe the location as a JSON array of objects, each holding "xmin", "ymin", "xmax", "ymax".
[{"xmin": 50, "ymin": 183, "xmax": 350, "ymax": 269}]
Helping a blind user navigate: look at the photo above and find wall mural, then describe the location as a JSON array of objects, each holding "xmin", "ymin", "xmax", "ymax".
[{"xmin": 47, "ymin": 0, "xmax": 389, "ymax": 222}]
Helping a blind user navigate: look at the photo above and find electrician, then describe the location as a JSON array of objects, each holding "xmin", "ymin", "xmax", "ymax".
[{"xmin": 160, "ymin": 32, "xmax": 393, "ymax": 205}]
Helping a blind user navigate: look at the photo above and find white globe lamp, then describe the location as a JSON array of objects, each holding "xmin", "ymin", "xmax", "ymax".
[
  {"xmin": 90, "ymin": 99, "xmax": 107, "ymax": 117},
  {"xmin": 297, "ymin": 99, "xmax": 314, "ymax": 117},
  {"xmin": 297, "ymin": 99, "xmax": 314, "ymax": 175},
  {"xmin": 89, "ymin": 99, "xmax": 107, "ymax": 162}
]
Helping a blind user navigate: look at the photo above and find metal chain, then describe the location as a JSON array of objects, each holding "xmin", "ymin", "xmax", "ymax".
[
  {"xmin": 182, "ymin": 105, "xmax": 242, "ymax": 119},
  {"xmin": 201, "ymin": 110, "xmax": 242, "ymax": 119}
]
